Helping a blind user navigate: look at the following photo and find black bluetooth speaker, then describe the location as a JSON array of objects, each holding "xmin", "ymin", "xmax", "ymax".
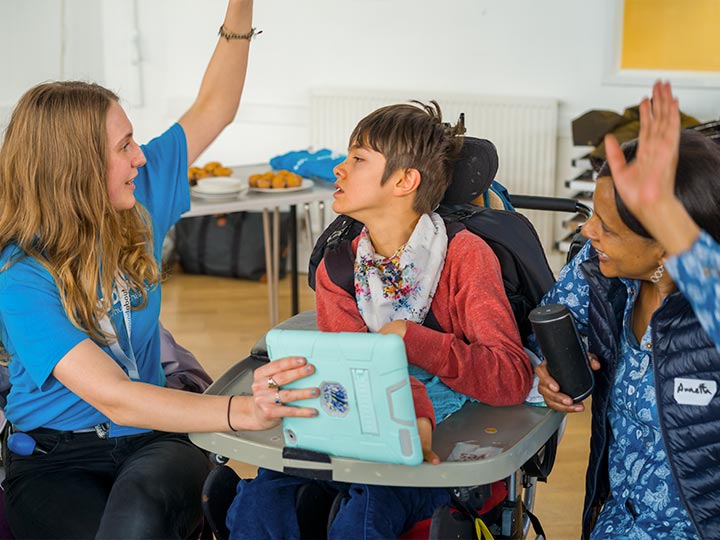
[{"xmin": 529, "ymin": 304, "xmax": 594, "ymax": 402}]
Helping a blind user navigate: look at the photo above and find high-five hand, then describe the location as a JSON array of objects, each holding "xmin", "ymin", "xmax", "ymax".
[
  {"xmin": 605, "ymin": 81, "xmax": 679, "ymax": 217},
  {"xmin": 604, "ymin": 81, "xmax": 700, "ymax": 255}
]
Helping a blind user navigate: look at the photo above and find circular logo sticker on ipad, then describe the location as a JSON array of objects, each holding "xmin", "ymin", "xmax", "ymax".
[{"xmin": 320, "ymin": 382, "xmax": 349, "ymax": 417}]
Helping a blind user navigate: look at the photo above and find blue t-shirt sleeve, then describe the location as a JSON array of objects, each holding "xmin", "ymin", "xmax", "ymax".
[
  {"xmin": 133, "ymin": 123, "xmax": 190, "ymax": 259},
  {"xmin": 665, "ymin": 230, "xmax": 720, "ymax": 352},
  {"xmin": 0, "ymin": 261, "xmax": 88, "ymax": 391}
]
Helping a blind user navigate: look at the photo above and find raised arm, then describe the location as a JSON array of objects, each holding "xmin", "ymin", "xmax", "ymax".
[
  {"xmin": 606, "ymin": 80, "xmax": 720, "ymax": 350},
  {"xmin": 605, "ymin": 80, "xmax": 701, "ymax": 256},
  {"xmin": 179, "ymin": 0, "xmax": 255, "ymax": 164}
]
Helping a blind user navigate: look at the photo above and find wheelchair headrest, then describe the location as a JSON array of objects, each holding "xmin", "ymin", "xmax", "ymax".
[{"xmin": 441, "ymin": 137, "xmax": 499, "ymax": 205}]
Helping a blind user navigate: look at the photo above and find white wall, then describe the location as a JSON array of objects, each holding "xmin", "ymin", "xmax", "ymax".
[{"xmin": 3, "ymin": 0, "xmax": 720, "ymax": 189}]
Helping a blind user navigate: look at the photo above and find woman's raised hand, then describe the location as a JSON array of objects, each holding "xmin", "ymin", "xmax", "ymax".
[
  {"xmin": 605, "ymin": 80, "xmax": 701, "ymax": 255},
  {"xmin": 249, "ymin": 356, "xmax": 318, "ymax": 430},
  {"xmin": 604, "ymin": 81, "xmax": 681, "ymax": 228}
]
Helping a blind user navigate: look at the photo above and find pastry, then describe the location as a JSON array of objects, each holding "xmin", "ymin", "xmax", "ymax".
[{"xmin": 203, "ymin": 161, "xmax": 222, "ymax": 172}]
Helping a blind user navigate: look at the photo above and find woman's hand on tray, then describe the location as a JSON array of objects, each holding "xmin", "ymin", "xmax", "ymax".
[{"xmin": 250, "ymin": 356, "xmax": 319, "ymax": 430}]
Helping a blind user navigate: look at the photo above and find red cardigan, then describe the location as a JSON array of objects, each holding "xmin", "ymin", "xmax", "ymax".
[{"xmin": 315, "ymin": 229, "xmax": 532, "ymax": 426}]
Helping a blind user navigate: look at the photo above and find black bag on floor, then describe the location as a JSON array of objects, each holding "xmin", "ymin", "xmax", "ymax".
[{"xmin": 175, "ymin": 211, "xmax": 290, "ymax": 281}]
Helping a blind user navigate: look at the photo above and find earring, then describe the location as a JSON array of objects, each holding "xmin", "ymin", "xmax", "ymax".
[{"xmin": 650, "ymin": 264, "xmax": 665, "ymax": 284}]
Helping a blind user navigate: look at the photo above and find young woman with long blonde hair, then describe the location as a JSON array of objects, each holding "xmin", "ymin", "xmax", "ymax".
[{"xmin": 0, "ymin": 2, "xmax": 317, "ymax": 538}]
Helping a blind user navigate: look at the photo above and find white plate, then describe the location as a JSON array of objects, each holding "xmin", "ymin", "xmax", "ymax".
[
  {"xmin": 190, "ymin": 190, "xmax": 246, "ymax": 201},
  {"xmin": 191, "ymin": 176, "xmax": 247, "ymax": 195},
  {"xmin": 249, "ymin": 179, "xmax": 314, "ymax": 194}
]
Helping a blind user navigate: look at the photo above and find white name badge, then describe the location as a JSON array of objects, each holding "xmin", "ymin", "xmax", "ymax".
[{"xmin": 674, "ymin": 377, "xmax": 717, "ymax": 406}]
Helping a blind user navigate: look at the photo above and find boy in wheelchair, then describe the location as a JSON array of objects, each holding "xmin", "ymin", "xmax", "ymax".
[{"xmin": 226, "ymin": 101, "xmax": 533, "ymax": 539}]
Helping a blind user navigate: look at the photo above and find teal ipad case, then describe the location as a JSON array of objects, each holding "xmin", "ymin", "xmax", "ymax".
[{"xmin": 265, "ymin": 329, "xmax": 423, "ymax": 466}]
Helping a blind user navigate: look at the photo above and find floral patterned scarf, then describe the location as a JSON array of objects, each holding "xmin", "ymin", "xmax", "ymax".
[
  {"xmin": 354, "ymin": 213, "xmax": 447, "ymax": 332},
  {"xmin": 353, "ymin": 212, "xmax": 472, "ymax": 422}
]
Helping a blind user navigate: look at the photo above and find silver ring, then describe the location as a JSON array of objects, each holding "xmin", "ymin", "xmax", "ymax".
[
  {"xmin": 274, "ymin": 391, "xmax": 282, "ymax": 405},
  {"xmin": 267, "ymin": 376, "xmax": 279, "ymax": 389}
]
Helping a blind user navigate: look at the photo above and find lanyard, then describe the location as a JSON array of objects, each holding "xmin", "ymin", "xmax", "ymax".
[{"xmin": 98, "ymin": 276, "xmax": 140, "ymax": 380}]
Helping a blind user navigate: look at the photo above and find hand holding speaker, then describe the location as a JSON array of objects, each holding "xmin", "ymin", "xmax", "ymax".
[{"xmin": 530, "ymin": 304, "xmax": 597, "ymax": 412}]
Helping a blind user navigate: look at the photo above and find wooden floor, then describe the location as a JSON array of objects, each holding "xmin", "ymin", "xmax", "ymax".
[{"xmin": 160, "ymin": 269, "xmax": 591, "ymax": 540}]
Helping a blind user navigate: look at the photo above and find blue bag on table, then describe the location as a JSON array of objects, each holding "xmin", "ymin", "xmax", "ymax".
[{"xmin": 270, "ymin": 148, "xmax": 345, "ymax": 183}]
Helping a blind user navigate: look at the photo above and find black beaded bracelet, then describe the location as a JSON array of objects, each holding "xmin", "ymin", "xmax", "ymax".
[
  {"xmin": 227, "ymin": 395, "xmax": 237, "ymax": 431},
  {"xmin": 218, "ymin": 25, "xmax": 262, "ymax": 41}
]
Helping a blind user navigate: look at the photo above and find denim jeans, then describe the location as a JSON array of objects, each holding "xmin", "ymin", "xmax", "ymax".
[
  {"xmin": 5, "ymin": 428, "xmax": 212, "ymax": 539},
  {"xmin": 227, "ymin": 467, "xmax": 450, "ymax": 540}
]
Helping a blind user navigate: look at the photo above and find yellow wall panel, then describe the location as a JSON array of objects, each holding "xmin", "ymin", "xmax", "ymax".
[{"xmin": 621, "ymin": 0, "xmax": 720, "ymax": 72}]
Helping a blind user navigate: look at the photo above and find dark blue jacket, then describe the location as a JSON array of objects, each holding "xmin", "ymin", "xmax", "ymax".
[{"xmin": 580, "ymin": 255, "xmax": 720, "ymax": 540}]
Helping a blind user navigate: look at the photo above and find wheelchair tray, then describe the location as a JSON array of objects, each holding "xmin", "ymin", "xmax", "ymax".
[{"xmin": 189, "ymin": 313, "xmax": 564, "ymax": 487}]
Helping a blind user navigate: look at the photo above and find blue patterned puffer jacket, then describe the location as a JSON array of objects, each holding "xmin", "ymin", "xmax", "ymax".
[{"xmin": 580, "ymin": 254, "xmax": 720, "ymax": 540}]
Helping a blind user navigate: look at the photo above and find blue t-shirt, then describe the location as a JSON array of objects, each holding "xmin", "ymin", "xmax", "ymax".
[{"xmin": 0, "ymin": 123, "xmax": 190, "ymax": 436}]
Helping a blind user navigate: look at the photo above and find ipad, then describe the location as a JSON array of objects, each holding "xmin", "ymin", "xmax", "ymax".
[{"xmin": 265, "ymin": 329, "xmax": 423, "ymax": 466}]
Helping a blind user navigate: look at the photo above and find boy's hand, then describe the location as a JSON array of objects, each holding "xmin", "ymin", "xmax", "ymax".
[
  {"xmin": 417, "ymin": 417, "xmax": 440, "ymax": 465},
  {"xmin": 378, "ymin": 320, "xmax": 408, "ymax": 338}
]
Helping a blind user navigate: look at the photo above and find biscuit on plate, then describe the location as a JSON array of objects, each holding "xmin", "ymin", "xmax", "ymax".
[
  {"xmin": 286, "ymin": 174, "xmax": 302, "ymax": 188},
  {"xmin": 203, "ymin": 161, "xmax": 222, "ymax": 172},
  {"xmin": 271, "ymin": 175, "xmax": 286, "ymax": 189}
]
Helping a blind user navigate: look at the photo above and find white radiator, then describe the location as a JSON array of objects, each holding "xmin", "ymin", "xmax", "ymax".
[{"xmin": 309, "ymin": 89, "xmax": 559, "ymax": 251}]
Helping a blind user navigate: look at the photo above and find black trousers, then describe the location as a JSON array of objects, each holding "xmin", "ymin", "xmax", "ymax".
[{"xmin": 5, "ymin": 428, "xmax": 212, "ymax": 540}]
